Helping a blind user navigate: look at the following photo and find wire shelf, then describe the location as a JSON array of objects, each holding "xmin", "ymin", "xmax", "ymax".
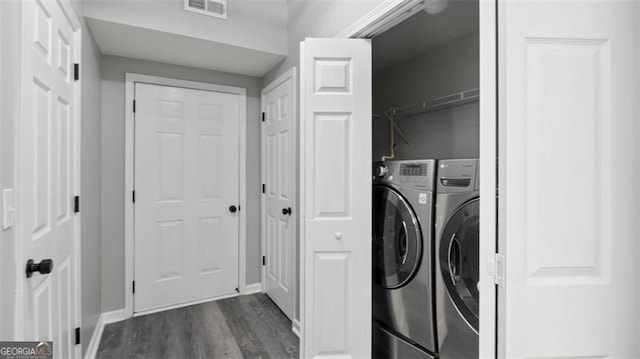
[{"xmin": 390, "ymin": 88, "xmax": 479, "ymax": 118}]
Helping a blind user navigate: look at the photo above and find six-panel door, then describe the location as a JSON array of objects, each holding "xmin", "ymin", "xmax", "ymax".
[
  {"xmin": 134, "ymin": 83, "xmax": 241, "ymax": 313},
  {"xmin": 262, "ymin": 72, "xmax": 296, "ymax": 320},
  {"xmin": 20, "ymin": 0, "xmax": 79, "ymax": 357}
]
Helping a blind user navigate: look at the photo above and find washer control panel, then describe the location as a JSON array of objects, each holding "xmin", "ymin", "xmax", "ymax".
[{"xmin": 373, "ymin": 160, "xmax": 437, "ymax": 191}]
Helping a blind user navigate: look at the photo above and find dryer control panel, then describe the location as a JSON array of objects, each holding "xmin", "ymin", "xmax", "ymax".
[{"xmin": 373, "ymin": 159, "xmax": 437, "ymax": 191}]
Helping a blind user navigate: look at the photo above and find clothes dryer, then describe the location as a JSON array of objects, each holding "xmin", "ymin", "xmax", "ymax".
[
  {"xmin": 435, "ymin": 159, "xmax": 480, "ymax": 359},
  {"xmin": 372, "ymin": 160, "xmax": 438, "ymax": 359}
]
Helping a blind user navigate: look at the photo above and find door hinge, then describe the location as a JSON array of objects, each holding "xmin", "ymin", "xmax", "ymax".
[
  {"xmin": 132, "ymin": 281, "xmax": 135, "ymax": 294},
  {"xmin": 261, "ymin": 112, "xmax": 265, "ymax": 122},
  {"xmin": 75, "ymin": 327, "xmax": 81, "ymax": 345},
  {"xmin": 74, "ymin": 196, "xmax": 80, "ymax": 213},
  {"xmin": 262, "ymin": 184, "xmax": 265, "ymax": 194},
  {"xmin": 132, "ymin": 190, "xmax": 135, "ymax": 203},
  {"xmin": 133, "ymin": 100, "xmax": 136, "ymax": 113},
  {"xmin": 74, "ymin": 63, "xmax": 80, "ymax": 81},
  {"xmin": 488, "ymin": 253, "xmax": 505, "ymax": 287},
  {"xmin": 262, "ymin": 256, "xmax": 266, "ymax": 266}
]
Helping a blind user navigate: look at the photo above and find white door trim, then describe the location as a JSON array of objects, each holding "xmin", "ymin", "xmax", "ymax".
[
  {"xmin": 335, "ymin": 0, "xmax": 498, "ymax": 357},
  {"xmin": 336, "ymin": 0, "xmax": 427, "ymax": 39},
  {"xmin": 124, "ymin": 73, "xmax": 247, "ymax": 318},
  {"xmin": 478, "ymin": 1, "xmax": 497, "ymax": 357},
  {"xmin": 71, "ymin": 14, "xmax": 83, "ymax": 359},
  {"xmin": 260, "ymin": 67, "xmax": 298, "ymax": 324},
  {"xmin": 14, "ymin": 0, "xmax": 83, "ymax": 350}
]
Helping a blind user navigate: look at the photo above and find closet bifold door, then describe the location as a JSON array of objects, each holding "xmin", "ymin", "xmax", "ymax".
[
  {"xmin": 499, "ymin": 1, "xmax": 639, "ymax": 358},
  {"xmin": 299, "ymin": 38, "xmax": 372, "ymax": 359}
]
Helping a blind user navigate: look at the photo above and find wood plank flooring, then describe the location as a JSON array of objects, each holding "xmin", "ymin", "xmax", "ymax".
[{"xmin": 96, "ymin": 293, "xmax": 298, "ymax": 359}]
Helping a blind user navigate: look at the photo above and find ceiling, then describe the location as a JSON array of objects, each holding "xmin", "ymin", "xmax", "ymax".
[
  {"xmin": 84, "ymin": 0, "xmax": 287, "ymax": 77},
  {"xmin": 86, "ymin": 18, "xmax": 286, "ymax": 77},
  {"xmin": 372, "ymin": 0, "xmax": 479, "ymax": 73}
]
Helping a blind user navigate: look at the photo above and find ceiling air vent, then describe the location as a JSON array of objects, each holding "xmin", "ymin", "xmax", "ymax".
[{"xmin": 184, "ymin": 0, "xmax": 227, "ymax": 19}]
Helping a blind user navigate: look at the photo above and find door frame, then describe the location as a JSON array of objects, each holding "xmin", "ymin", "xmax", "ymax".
[
  {"xmin": 335, "ymin": 0, "xmax": 498, "ymax": 357},
  {"xmin": 124, "ymin": 73, "xmax": 248, "ymax": 318},
  {"xmin": 13, "ymin": 0, "xmax": 82, "ymax": 349},
  {"xmin": 259, "ymin": 67, "xmax": 299, "ymax": 333}
]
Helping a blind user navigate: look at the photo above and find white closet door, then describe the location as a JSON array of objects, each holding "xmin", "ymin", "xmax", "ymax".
[
  {"xmin": 299, "ymin": 38, "xmax": 372, "ymax": 358},
  {"xmin": 262, "ymin": 70, "xmax": 296, "ymax": 320},
  {"xmin": 134, "ymin": 83, "xmax": 240, "ymax": 313},
  {"xmin": 19, "ymin": 0, "xmax": 80, "ymax": 358},
  {"xmin": 500, "ymin": 1, "xmax": 639, "ymax": 357}
]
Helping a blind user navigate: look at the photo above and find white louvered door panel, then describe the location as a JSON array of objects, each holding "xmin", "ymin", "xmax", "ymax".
[{"xmin": 300, "ymin": 38, "xmax": 372, "ymax": 358}]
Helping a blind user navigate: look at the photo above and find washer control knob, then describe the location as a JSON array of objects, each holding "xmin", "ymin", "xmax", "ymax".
[{"xmin": 376, "ymin": 165, "xmax": 388, "ymax": 178}]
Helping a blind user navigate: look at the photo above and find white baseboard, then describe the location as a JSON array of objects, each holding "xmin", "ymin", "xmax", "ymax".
[
  {"xmin": 83, "ymin": 315, "xmax": 104, "ymax": 359},
  {"xmin": 84, "ymin": 309, "xmax": 126, "ymax": 359},
  {"xmin": 292, "ymin": 319, "xmax": 300, "ymax": 338},
  {"xmin": 102, "ymin": 309, "xmax": 126, "ymax": 325},
  {"xmin": 244, "ymin": 282, "xmax": 263, "ymax": 295}
]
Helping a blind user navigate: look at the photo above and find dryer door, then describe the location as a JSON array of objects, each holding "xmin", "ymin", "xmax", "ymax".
[
  {"xmin": 439, "ymin": 198, "xmax": 480, "ymax": 330},
  {"xmin": 373, "ymin": 185, "xmax": 422, "ymax": 289}
]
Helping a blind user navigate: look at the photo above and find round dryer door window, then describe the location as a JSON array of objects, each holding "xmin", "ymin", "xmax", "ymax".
[
  {"xmin": 373, "ymin": 185, "xmax": 422, "ymax": 289},
  {"xmin": 439, "ymin": 198, "xmax": 480, "ymax": 330}
]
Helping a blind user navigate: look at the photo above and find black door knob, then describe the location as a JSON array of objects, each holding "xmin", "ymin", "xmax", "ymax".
[
  {"xmin": 229, "ymin": 205, "xmax": 237, "ymax": 213},
  {"xmin": 26, "ymin": 259, "xmax": 53, "ymax": 278},
  {"xmin": 282, "ymin": 207, "xmax": 292, "ymax": 215}
]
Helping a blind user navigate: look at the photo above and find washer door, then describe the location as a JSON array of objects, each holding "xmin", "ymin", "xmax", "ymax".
[
  {"xmin": 439, "ymin": 198, "xmax": 480, "ymax": 330},
  {"xmin": 373, "ymin": 185, "xmax": 422, "ymax": 289}
]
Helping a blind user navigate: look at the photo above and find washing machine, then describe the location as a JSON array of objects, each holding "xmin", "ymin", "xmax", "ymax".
[
  {"xmin": 372, "ymin": 160, "xmax": 438, "ymax": 359},
  {"xmin": 435, "ymin": 159, "xmax": 480, "ymax": 359}
]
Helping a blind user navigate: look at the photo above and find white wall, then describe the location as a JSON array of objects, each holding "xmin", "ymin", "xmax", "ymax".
[
  {"xmin": 0, "ymin": 0, "xmax": 21, "ymax": 341},
  {"xmin": 372, "ymin": 33, "xmax": 480, "ymax": 161},
  {"xmin": 100, "ymin": 55, "xmax": 263, "ymax": 312},
  {"xmin": 69, "ymin": 0, "xmax": 105, "ymax": 354},
  {"xmin": 84, "ymin": 0, "xmax": 287, "ymax": 56}
]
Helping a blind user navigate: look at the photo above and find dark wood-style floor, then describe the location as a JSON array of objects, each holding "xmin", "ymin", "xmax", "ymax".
[{"xmin": 96, "ymin": 293, "xmax": 299, "ymax": 359}]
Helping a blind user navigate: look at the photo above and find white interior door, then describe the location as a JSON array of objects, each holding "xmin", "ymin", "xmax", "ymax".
[
  {"xmin": 19, "ymin": 0, "xmax": 80, "ymax": 357},
  {"xmin": 300, "ymin": 38, "xmax": 372, "ymax": 358},
  {"xmin": 262, "ymin": 70, "xmax": 296, "ymax": 320},
  {"xmin": 500, "ymin": 1, "xmax": 639, "ymax": 357},
  {"xmin": 134, "ymin": 83, "xmax": 240, "ymax": 313}
]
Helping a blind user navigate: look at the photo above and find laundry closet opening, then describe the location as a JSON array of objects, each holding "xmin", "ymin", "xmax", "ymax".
[{"xmin": 369, "ymin": 1, "xmax": 480, "ymax": 358}]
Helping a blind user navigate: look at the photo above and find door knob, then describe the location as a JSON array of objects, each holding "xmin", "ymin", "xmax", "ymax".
[
  {"xmin": 26, "ymin": 259, "xmax": 53, "ymax": 278},
  {"xmin": 229, "ymin": 205, "xmax": 237, "ymax": 213},
  {"xmin": 282, "ymin": 207, "xmax": 292, "ymax": 215}
]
